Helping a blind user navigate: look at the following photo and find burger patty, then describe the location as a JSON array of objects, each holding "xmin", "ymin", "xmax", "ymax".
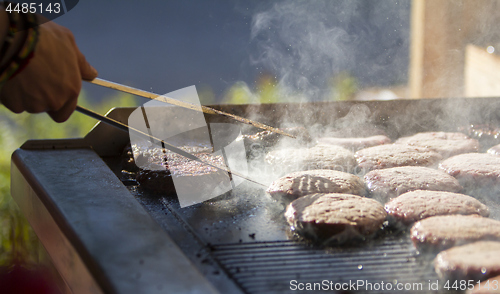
[
  {"xmin": 487, "ymin": 143, "xmax": 500, "ymax": 156},
  {"xmin": 439, "ymin": 153, "xmax": 500, "ymax": 188},
  {"xmin": 354, "ymin": 144, "xmax": 442, "ymax": 172},
  {"xmin": 434, "ymin": 241, "xmax": 500, "ymax": 282},
  {"xmin": 364, "ymin": 166, "xmax": 463, "ymax": 202},
  {"xmin": 385, "ymin": 190, "xmax": 489, "ymax": 225},
  {"xmin": 410, "ymin": 215, "xmax": 500, "ymax": 251},
  {"xmin": 395, "ymin": 132, "xmax": 480, "ymax": 158},
  {"xmin": 244, "ymin": 127, "xmax": 313, "ymax": 146},
  {"xmin": 323, "ymin": 125, "xmax": 388, "ymax": 138},
  {"xmin": 133, "ymin": 146, "xmax": 228, "ymax": 194},
  {"xmin": 266, "ymin": 170, "xmax": 366, "ymax": 203},
  {"xmin": 128, "ymin": 143, "xmax": 214, "ymax": 170},
  {"xmin": 317, "ymin": 135, "xmax": 391, "ymax": 151},
  {"xmin": 265, "ymin": 144, "xmax": 356, "ymax": 174},
  {"xmin": 136, "ymin": 166, "xmax": 228, "ymax": 194},
  {"xmin": 285, "ymin": 193, "xmax": 387, "ymax": 244}
]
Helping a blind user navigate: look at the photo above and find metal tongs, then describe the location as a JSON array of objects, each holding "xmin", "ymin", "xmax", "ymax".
[
  {"xmin": 89, "ymin": 78, "xmax": 296, "ymax": 138},
  {"xmin": 76, "ymin": 78, "xmax": 289, "ymax": 187}
]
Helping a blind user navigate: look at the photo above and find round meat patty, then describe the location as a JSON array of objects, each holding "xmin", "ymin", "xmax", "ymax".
[
  {"xmin": 385, "ymin": 190, "xmax": 489, "ymax": 225},
  {"xmin": 487, "ymin": 143, "xmax": 500, "ymax": 156},
  {"xmin": 439, "ymin": 153, "xmax": 500, "ymax": 188},
  {"xmin": 136, "ymin": 168, "xmax": 229, "ymax": 195},
  {"xmin": 285, "ymin": 193, "xmax": 387, "ymax": 244},
  {"xmin": 265, "ymin": 144, "xmax": 356, "ymax": 175},
  {"xmin": 267, "ymin": 170, "xmax": 366, "ymax": 203},
  {"xmin": 434, "ymin": 241, "xmax": 500, "ymax": 282},
  {"xmin": 237, "ymin": 127, "xmax": 314, "ymax": 159},
  {"xmin": 355, "ymin": 144, "xmax": 442, "ymax": 172},
  {"xmin": 364, "ymin": 166, "xmax": 463, "ymax": 202},
  {"xmin": 135, "ymin": 149, "xmax": 229, "ymax": 195},
  {"xmin": 411, "ymin": 215, "xmax": 500, "ymax": 251},
  {"xmin": 467, "ymin": 275, "xmax": 500, "ymax": 294},
  {"xmin": 317, "ymin": 135, "xmax": 391, "ymax": 151},
  {"xmin": 323, "ymin": 125, "xmax": 388, "ymax": 138},
  {"xmin": 395, "ymin": 132, "xmax": 479, "ymax": 158}
]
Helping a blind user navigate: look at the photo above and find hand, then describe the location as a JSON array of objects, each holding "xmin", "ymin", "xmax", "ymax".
[{"xmin": 0, "ymin": 20, "xmax": 98, "ymax": 122}]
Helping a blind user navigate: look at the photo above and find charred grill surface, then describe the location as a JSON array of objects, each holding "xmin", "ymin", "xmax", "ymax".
[
  {"xmin": 130, "ymin": 185, "xmax": 446, "ymax": 294},
  {"xmin": 124, "ymin": 169, "xmax": 500, "ymax": 294},
  {"xmin": 103, "ymin": 99, "xmax": 500, "ymax": 294}
]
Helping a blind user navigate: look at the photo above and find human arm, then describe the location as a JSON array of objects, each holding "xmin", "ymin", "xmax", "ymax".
[{"xmin": 0, "ymin": 9, "xmax": 97, "ymax": 122}]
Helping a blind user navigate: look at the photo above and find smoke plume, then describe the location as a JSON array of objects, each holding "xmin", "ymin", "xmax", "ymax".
[{"xmin": 250, "ymin": 0, "xmax": 410, "ymax": 101}]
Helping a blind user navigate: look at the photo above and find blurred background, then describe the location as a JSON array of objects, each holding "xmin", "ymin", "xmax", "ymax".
[
  {"xmin": 2, "ymin": 0, "xmax": 500, "ymax": 291},
  {"xmin": 63, "ymin": 0, "xmax": 411, "ymax": 104}
]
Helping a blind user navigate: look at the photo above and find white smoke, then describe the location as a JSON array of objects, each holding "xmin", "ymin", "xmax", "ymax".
[
  {"xmin": 251, "ymin": 1, "xmax": 354, "ymax": 100},
  {"xmin": 250, "ymin": 0, "xmax": 409, "ymax": 101}
]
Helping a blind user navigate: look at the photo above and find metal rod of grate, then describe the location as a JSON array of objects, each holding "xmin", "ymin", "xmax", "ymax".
[{"xmin": 210, "ymin": 235, "xmax": 445, "ymax": 294}]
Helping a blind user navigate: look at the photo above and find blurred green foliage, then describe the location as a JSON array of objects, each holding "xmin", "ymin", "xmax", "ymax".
[
  {"xmin": 223, "ymin": 73, "xmax": 279, "ymax": 104},
  {"xmin": 331, "ymin": 71, "xmax": 358, "ymax": 101},
  {"xmin": 223, "ymin": 72, "xmax": 359, "ymax": 104},
  {"xmin": 0, "ymin": 91, "xmax": 136, "ymax": 266},
  {"xmin": 223, "ymin": 81, "xmax": 259, "ymax": 104}
]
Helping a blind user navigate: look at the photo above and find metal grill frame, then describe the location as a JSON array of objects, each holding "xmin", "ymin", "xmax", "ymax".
[{"xmin": 11, "ymin": 98, "xmax": 500, "ymax": 293}]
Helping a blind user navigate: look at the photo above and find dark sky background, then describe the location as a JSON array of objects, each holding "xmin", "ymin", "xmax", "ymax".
[{"xmin": 54, "ymin": 0, "xmax": 411, "ymax": 103}]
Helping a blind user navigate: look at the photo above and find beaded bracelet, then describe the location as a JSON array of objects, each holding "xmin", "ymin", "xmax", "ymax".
[
  {"xmin": 0, "ymin": 4, "xmax": 39, "ymax": 87},
  {"xmin": 0, "ymin": 2, "xmax": 18, "ymax": 59}
]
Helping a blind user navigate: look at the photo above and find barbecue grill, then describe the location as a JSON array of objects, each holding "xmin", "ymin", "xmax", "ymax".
[{"xmin": 11, "ymin": 98, "xmax": 500, "ymax": 294}]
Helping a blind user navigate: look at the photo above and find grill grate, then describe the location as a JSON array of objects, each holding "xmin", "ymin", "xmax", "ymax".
[
  {"xmin": 123, "ymin": 166, "xmax": 492, "ymax": 294},
  {"xmin": 211, "ymin": 235, "xmax": 447, "ymax": 294},
  {"xmin": 131, "ymin": 185, "xmax": 461, "ymax": 294}
]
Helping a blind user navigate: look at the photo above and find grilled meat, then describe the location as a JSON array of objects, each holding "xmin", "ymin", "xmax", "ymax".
[
  {"xmin": 487, "ymin": 143, "xmax": 500, "ymax": 155},
  {"xmin": 395, "ymin": 132, "xmax": 479, "ymax": 158},
  {"xmin": 439, "ymin": 153, "xmax": 500, "ymax": 188},
  {"xmin": 238, "ymin": 127, "xmax": 314, "ymax": 159},
  {"xmin": 265, "ymin": 144, "xmax": 356, "ymax": 175},
  {"xmin": 385, "ymin": 190, "xmax": 489, "ymax": 225},
  {"xmin": 355, "ymin": 144, "xmax": 442, "ymax": 172},
  {"xmin": 323, "ymin": 125, "xmax": 387, "ymax": 138},
  {"xmin": 135, "ymin": 154, "xmax": 227, "ymax": 193},
  {"xmin": 434, "ymin": 241, "xmax": 500, "ymax": 282},
  {"xmin": 317, "ymin": 135, "xmax": 391, "ymax": 151},
  {"xmin": 364, "ymin": 166, "xmax": 463, "ymax": 202},
  {"xmin": 285, "ymin": 193, "xmax": 387, "ymax": 244},
  {"xmin": 266, "ymin": 170, "xmax": 366, "ymax": 203},
  {"xmin": 411, "ymin": 215, "xmax": 500, "ymax": 251},
  {"xmin": 131, "ymin": 144, "xmax": 228, "ymax": 194}
]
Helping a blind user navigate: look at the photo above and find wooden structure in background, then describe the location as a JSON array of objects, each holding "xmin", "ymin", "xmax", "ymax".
[
  {"xmin": 409, "ymin": 0, "xmax": 500, "ymax": 98},
  {"xmin": 465, "ymin": 44, "xmax": 500, "ymax": 97}
]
